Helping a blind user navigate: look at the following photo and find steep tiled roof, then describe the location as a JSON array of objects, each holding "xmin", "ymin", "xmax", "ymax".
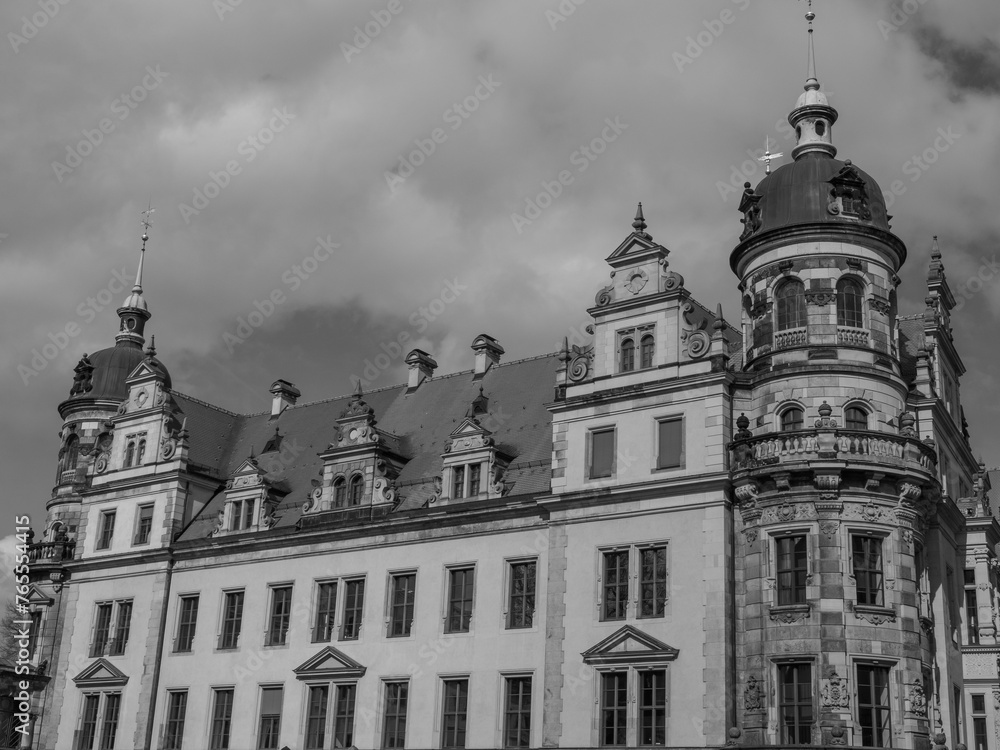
[{"xmin": 175, "ymin": 354, "xmax": 559, "ymax": 541}]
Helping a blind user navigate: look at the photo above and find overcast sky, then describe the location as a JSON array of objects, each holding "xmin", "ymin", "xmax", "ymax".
[{"xmin": 2, "ymin": 0, "xmax": 999, "ymax": 535}]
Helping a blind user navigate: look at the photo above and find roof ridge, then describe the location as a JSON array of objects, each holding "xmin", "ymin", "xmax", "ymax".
[{"xmin": 169, "ymin": 390, "xmax": 242, "ymax": 417}]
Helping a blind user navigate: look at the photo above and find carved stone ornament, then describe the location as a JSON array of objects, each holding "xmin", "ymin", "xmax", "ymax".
[
  {"xmin": 595, "ymin": 283, "xmax": 614, "ymax": 307},
  {"xmin": 769, "ymin": 605, "xmax": 810, "ymax": 624},
  {"xmin": 208, "ymin": 509, "xmax": 225, "ymax": 537},
  {"xmin": 897, "ymin": 482, "xmax": 922, "ymax": 507},
  {"xmin": 870, "ymin": 296, "xmax": 891, "ymax": 315},
  {"xmin": 117, "ymin": 400, "xmax": 128, "ymax": 415},
  {"xmin": 567, "ymin": 344, "xmax": 594, "ymax": 383},
  {"xmin": 906, "ymin": 683, "xmax": 928, "ymax": 717},
  {"xmin": 814, "ymin": 473, "xmax": 841, "ymax": 491},
  {"xmin": 301, "ymin": 487, "xmax": 324, "ymax": 515},
  {"xmin": 866, "ymin": 472, "xmax": 885, "ymax": 492},
  {"xmin": 680, "ymin": 301, "xmax": 710, "ymax": 359},
  {"xmin": 662, "ymin": 270, "xmax": 684, "ymax": 292},
  {"xmin": 625, "ymin": 268, "xmax": 648, "ymax": 295},
  {"xmin": 69, "ymin": 353, "xmax": 94, "ymax": 396},
  {"xmin": 742, "ymin": 527, "xmax": 759, "ymax": 546},
  {"xmin": 135, "ymin": 388, "xmax": 148, "ymax": 408},
  {"xmin": 820, "ymin": 520, "xmax": 840, "ymax": 538},
  {"xmin": 806, "ymin": 290, "xmax": 836, "ymax": 306},
  {"xmin": 854, "ymin": 606, "xmax": 897, "ymax": 625},
  {"xmin": 734, "ymin": 482, "xmax": 759, "ymax": 506},
  {"xmin": 260, "ymin": 500, "xmax": 279, "ymax": 529},
  {"xmin": 821, "ymin": 671, "xmax": 850, "ymax": 709},
  {"xmin": 744, "ymin": 675, "xmax": 763, "ymax": 712},
  {"xmin": 774, "ymin": 473, "xmax": 791, "ymax": 492}
]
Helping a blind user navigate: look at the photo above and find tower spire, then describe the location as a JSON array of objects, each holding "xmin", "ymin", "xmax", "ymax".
[
  {"xmin": 804, "ymin": 0, "xmax": 818, "ymax": 90},
  {"xmin": 788, "ymin": 0, "xmax": 838, "ymax": 160},
  {"xmin": 115, "ymin": 204, "xmax": 154, "ymax": 347}
]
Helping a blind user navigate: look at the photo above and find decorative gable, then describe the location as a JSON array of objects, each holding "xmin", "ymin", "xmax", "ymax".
[
  {"xmin": 24, "ymin": 584, "xmax": 54, "ymax": 607},
  {"xmin": 210, "ymin": 457, "xmax": 287, "ymax": 535},
  {"xmin": 293, "ymin": 646, "xmax": 367, "ymax": 680},
  {"xmin": 827, "ymin": 162, "xmax": 872, "ymax": 220},
  {"xmin": 72, "ymin": 658, "xmax": 129, "ymax": 687},
  {"xmin": 581, "ymin": 625, "xmax": 680, "ymax": 666},
  {"xmin": 436, "ymin": 404, "xmax": 511, "ymax": 505}
]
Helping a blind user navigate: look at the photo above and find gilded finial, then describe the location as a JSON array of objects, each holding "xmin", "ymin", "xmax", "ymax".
[{"xmin": 632, "ymin": 202, "xmax": 647, "ymax": 233}]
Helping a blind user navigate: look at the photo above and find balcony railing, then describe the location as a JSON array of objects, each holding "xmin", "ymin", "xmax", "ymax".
[
  {"xmin": 837, "ymin": 327, "xmax": 869, "ymax": 346},
  {"xmin": 27, "ymin": 539, "xmax": 75, "ymax": 563},
  {"xmin": 731, "ymin": 429, "xmax": 937, "ymax": 473},
  {"xmin": 773, "ymin": 327, "xmax": 807, "ymax": 350}
]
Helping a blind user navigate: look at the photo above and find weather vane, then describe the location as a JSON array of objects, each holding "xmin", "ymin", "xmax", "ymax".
[
  {"xmin": 140, "ymin": 201, "xmax": 155, "ymax": 247},
  {"xmin": 758, "ymin": 137, "xmax": 784, "ymax": 174}
]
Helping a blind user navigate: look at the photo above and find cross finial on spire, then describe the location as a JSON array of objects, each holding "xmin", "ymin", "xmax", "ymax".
[
  {"xmin": 632, "ymin": 202, "xmax": 647, "ymax": 233},
  {"xmin": 140, "ymin": 201, "xmax": 154, "ymax": 247}
]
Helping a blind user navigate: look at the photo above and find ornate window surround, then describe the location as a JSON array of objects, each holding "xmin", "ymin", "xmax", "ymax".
[
  {"xmin": 616, "ymin": 324, "xmax": 655, "ymax": 373},
  {"xmin": 762, "ymin": 525, "xmax": 816, "ymax": 623}
]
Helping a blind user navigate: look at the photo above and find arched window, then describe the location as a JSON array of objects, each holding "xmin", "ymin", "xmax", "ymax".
[
  {"xmin": 348, "ymin": 475, "xmax": 364, "ymax": 506},
  {"xmin": 780, "ymin": 407, "xmax": 804, "ymax": 431},
  {"xmin": 640, "ymin": 335, "xmax": 654, "ymax": 369},
  {"xmin": 776, "ymin": 280, "xmax": 806, "ymax": 331},
  {"xmin": 333, "ymin": 477, "xmax": 346, "ymax": 508},
  {"xmin": 124, "ymin": 441, "xmax": 135, "ymax": 468},
  {"xmin": 837, "ymin": 278, "xmax": 864, "ymax": 328},
  {"xmin": 62, "ymin": 435, "xmax": 79, "ymax": 474},
  {"xmin": 136, "ymin": 439, "xmax": 146, "ymax": 466},
  {"xmin": 620, "ymin": 338, "xmax": 635, "ymax": 372},
  {"xmin": 845, "ymin": 407, "xmax": 868, "ymax": 431}
]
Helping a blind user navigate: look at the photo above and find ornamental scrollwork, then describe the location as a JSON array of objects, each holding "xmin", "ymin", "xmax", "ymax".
[
  {"xmin": 906, "ymin": 683, "xmax": 927, "ymax": 717},
  {"xmin": 595, "ymin": 283, "xmax": 614, "ymax": 307},
  {"xmin": 821, "ymin": 671, "xmax": 850, "ymax": 709},
  {"xmin": 744, "ymin": 675, "xmax": 763, "ymax": 712}
]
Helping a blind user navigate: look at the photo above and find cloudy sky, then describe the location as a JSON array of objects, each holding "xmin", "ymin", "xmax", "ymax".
[{"xmin": 2, "ymin": 0, "xmax": 999, "ymax": 533}]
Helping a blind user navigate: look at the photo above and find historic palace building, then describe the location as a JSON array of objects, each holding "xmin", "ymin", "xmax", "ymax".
[{"xmin": 14, "ymin": 10, "xmax": 1000, "ymax": 750}]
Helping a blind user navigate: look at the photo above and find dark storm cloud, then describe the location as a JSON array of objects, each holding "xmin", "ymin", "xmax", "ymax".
[{"xmin": 913, "ymin": 24, "xmax": 1000, "ymax": 95}]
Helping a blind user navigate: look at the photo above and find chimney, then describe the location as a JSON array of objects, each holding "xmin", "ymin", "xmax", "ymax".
[
  {"xmin": 471, "ymin": 334, "xmax": 504, "ymax": 378},
  {"xmin": 269, "ymin": 379, "xmax": 301, "ymax": 416},
  {"xmin": 405, "ymin": 349, "xmax": 438, "ymax": 392}
]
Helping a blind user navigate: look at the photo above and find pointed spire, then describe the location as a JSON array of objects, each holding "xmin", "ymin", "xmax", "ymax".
[
  {"xmin": 788, "ymin": 1, "xmax": 838, "ymax": 160},
  {"xmin": 713, "ymin": 303, "xmax": 726, "ymax": 331},
  {"xmin": 145, "ymin": 335, "xmax": 156, "ymax": 358},
  {"xmin": 632, "ymin": 202, "xmax": 647, "ymax": 234},
  {"xmin": 115, "ymin": 206, "xmax": 154, "ymax": 347},
  {"xmin": 353, "ymin": 379, "xmax": 364, "ymax": 400},
  {"xmin": 804, "ymin": 1, "xmax": 818, "ymax": 91}
]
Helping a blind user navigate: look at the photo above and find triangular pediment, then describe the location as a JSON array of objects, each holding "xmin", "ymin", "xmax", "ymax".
[
  {"xmin": 450, "ymin": 417, "xmax": 491, "ymax": 439},
  {"xmin": 25, "ymin": 585, "xmax": 54, "ymax": 606},
  {"xmin": 73, "ymin": 658, "xmax": 129, "ymax": 687},
  {"xmin": 581, "ymin": 625, "xmax": 679, "ymax": 666},
  {"xmin": 232, "ymin": 457, "xmax": 266, "ymax": 478},
  {"xmin": 125, "ymin": 360, "xmax": 161, "ymax": 383},
  {"xmin": 606, "ymin": 233, "xmax": 668, "ymax": 265},
  {"xmin": 293, "ymin": 646, "xmax": 366, "ymax": 680}
]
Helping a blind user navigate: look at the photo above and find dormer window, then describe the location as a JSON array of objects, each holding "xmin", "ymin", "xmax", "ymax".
[
  {"xmin": 640, "ymin": 335, "xmax": 654, "ymax": 369},
  {"xmin": 333, "ymin": 477, "xmax": 347, "ymax": 508},
  {"xmin": 440, "ymin": 414, "xmax": 510, "ymax": 504},
  {"xmin": 123, "ymin": 433, "xmax": 146, "ymax": 468},
  {"xmin": 453, "ymin": 466, "xmax": 465, "ymax": 498},
  {"xmin": 837, "ymin": 278, "xmax": 864, "ymax": 328},
  {"xmin": 452, "ymin": 463, "xmax": 483, "ymax": 499},
  {"xmin": 620, "ymin": 338, "xmax": 635, "ymax": 372},
  {"xmin": 230, "ymin": 498, "xmax": 256, "ymax": 531},
  {"xmin": 618, "ymin": 326, "xmax": 655, "ymax": 372},
  {"xmin": 124, "ymin": 442, "xmax": 135, "ymax": 468},
  {"xmin": 776, "ymin": 280, "xmax": 806, "ymax": 331},
  {"xmin": 348, "ymin": 475, "xmax": 364, "ymax": 506}
]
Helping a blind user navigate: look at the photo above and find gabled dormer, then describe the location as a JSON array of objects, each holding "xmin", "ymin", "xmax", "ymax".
[
  {"xmin": 438, "ymin": 402, "xmax": 511, "ymax": 505},
  {"xmin": 210, "ymin": 457, "xmax": 287, "ymax": 536}
]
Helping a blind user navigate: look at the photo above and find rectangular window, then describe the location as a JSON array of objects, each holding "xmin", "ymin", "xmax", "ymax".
[
  {"xmin": 446, "ymin": 567, "xmax": 474, "ymax": 634},
  {"xmin": 656, "ymin": 418, "xmax": 684, "ymax": 470},
  {"xmin": 600, "ymin": 672, "xmax": 627, "ymax": 746},
  {"xmin": 973, "ymin": 694, "xmax": 987, "ymax": 750},
  {"xmin": 389, "ymin": 573, "xmax": 416, "ymax": 637},
  {"xmin": 98, "ymin": 693, "xmax": 121, "ymax": 750},
  {"xmin": 334, "ymin": 684, "xmax": 356, "ymax": 749},
  {"xmin": 91, "ymin": 603, "xmax": 113, "ymax": 657},
  {"xmin": 109, "ymin": 600, "xmax": 132, "ymax": 656},
  {"xmin": 602, "ymin": 550, "xmax": 629, "ymax": 621},
  {"xmin": 468, "ymin": 464, "xmax": 481, "ymax": 496},
  {"xmin": 257, "ymin": 686, "xmax": 283, "ymax": 750},
  {"xmin": 857, "ymin": 664, "xmax": 891, "ymax": 748},
  {"xmin": 639, "ymin": 670, "xmax": 667, "ymax": 746},
  {"xmin": 219, "ymin": 591, "xmax": 244, "ymax": 650},
  {"xmin": 441, "ymin": 679, "xmax": 469, "ymax": 749},
  {"xmin": 164, "ymin": 691, "xmax": 188, "ymax": 750},
  {"xmin": 267, "ymin": 586, "xmax": 292, "ymax": 646},
  {"xmin": 97, "ymin": 510, "xmax": 116, "ymax": 550},
  {"xmin": 965, "ymin": 569, "xmax": 979, "ymax": 645},
  {"xmin": 778, "ymin": 663, "xmax": 813, "ymax": 744},
  {"xmin": 507, "ymin": 561, "xmax": 536, "ymax": 629},
  {"xmin": 776, "ymin": 536, "xmax": 808, "ymax": 606},
  {"xmin": 175, "ymin": 595, "xmax": 199, "ymax": 652},
  {"xmin": 342, "ymin": 579, "xmax": 365, "ymax": 640},
  {"xmin": 503, "ymin": 676, "xmax": 531, "ymax": 749},
  {"xmin": 209, "ymin": 688, "xmax": 234, "ymax": 750},
  {"xmin": 313, "ymin": 582, "xmax": 337, "ymax": 643},
  {"xmin": 305, "ymin": 685, "xmax": 329, "ymax": 750},
  {"xmin": 27, "ymin": 610, "xmax": 42, "ymax": 660},
  {"xmin": 382, "ymin": 681, "xmax": 408, "ymax": 749},
  {"xmin": 639, "ymin": 546, "xmax": 668, "ymax": 618},
  {"xmin": 79, "ymin": 694, "xmax": 100, "ymax": 750},
  {"xmin": 453, "ymin": 466, "xmax": 465, "ymax": 499},
  {"xmin": 589, "ymin": 428, "xmax": 615, "ymax": 479},
  {"xmin": 134, "ymin": 504, "xmax": 154, "ymax": 545},
  {"xmin": 852, "ymin": 536, "xmax": 884, "ymax": 606}
]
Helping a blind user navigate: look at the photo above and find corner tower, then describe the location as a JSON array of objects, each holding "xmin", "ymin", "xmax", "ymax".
[{"xmin": 727, "ymin": 8, "xmax": 940, "ymax": 748}]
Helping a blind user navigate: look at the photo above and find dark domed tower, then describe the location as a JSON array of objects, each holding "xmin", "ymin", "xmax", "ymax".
[{"xmin": 728, "ymin": 9, "xmax": 940, "ymax": 748}]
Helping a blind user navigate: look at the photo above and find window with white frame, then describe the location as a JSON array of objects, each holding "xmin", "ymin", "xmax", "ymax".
[
  {"xmin": 851, "ymin": 534, "xmax": 885, "ymax": 607},
  {"xmin": 312, "ymin": 577, "xmax": 367, "ymax": 643},
  {"xmin": 90, "ymin": 599, "xmax": 132, "ymax": 657},
  {"xmin": 133, "ymin": 503, "xmax": 154, "ymax": 545},
  {"xmin": 617, "ymin": 325, "xmax": 655, "ymax": 373},
  {"xmin": 441, "ymin": 677, "xmax": 470, "ymax": 749},
  {"xmin": 777, "ymin": 661, "xmax": 814, "ymax": 744},
  {"xmin": 387, "ymin": 571, "xmax": 416, "ymax": 638},
  {"xmin": 218, "ymin": 590, "xmax": 245, "ymax": 650},
  {"xmin": 595, "ymin": 667, "xmax": 669, "ymax": 747},
  {"xmin": 96, "ymin": 509, "xmax": 116, "ymax": 550},
  {"xmin": 163, "ymin": 690, "xmax": 188, "ymax": 750},
  {"xmin": 228, "ymin": 497, "xmax": 257, "ymax": 532},
  {"xmin": 856, "ymin": 662, "xmax": 892, "ymax": 747},
  {"xmin": 174, "ymin": 594, "xmax": 199, "ymax": 653},
  {"xmin": 209, "ymin": 687, "xmax": 235, "ymax": 750},
  {"xmin": 77, "ymin": 691, "xmax": 122, "ymax": 750},
  {"xmin": 502, "ymin": 675, "xmax": 532, "ymax": 748},
  {"xmin": 381, "ymin": 680, "xmax": 409, "ymax": 749},
  {"xmin": 256, "ymin": 685, "xmax": 283, "ymax": 750},
  {"xmin": 266, "ymin": 585, "xmax": 293, "ymax": 646},
  {"xmin": 598, "ymin": 543, "xmax": 669, "ymax": 621},
  {"xmin": 445, "ymin": 565, "xmax": 475, "ymax": 634},
  {"xmin": 303, "ymin": 682, "xmax": 360, "ymax": 750},
  {"xmin": 451, "ymin": 462, "xmax": 484, "ymax": 499},
  {"xmin": 505, "ymin": 559, "xmax": 537, "ymax": 629}
]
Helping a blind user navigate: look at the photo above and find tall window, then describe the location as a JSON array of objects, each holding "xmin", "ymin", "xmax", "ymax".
[
  {"xmin": 210, "ymin": 688, "xmax": 234, "ymax": 750},
  {"xmin": 640, "ymin": 335, "xmax": 654, "ymax": 369},
  {"xmin": 91, "ymin": 601, "xmax": 130, "ymax": 657},
  {"xmin": 342, "ymin": 579, "xmax": 365, "ymax": 640},
  {"xmin": 91, "ymin": 603, "xmax": 113, "ymax": 657},
  {"xmin": 441, "ymin": 679, "xmax": 469, "ymax": 749},
  {"xmin": 507, "ymin": 561, "xmax": 536, "ymax": 629},
  {"xmin": 97, "ymin": 510, "xmax": 116, "ymax": 550},
  {"xmin": 589, "ymin": 428, "xmax": 615, "ymax": 480},
  {"xmin": 175, "ymin": 595, "xmax": 199, "ymax": 652},
  {"xmin": 313, "ymin": 582, "xmax": 337, "ymax": 642},
  {"xmin": 602, "ymin": 550, "xmax": 629, "ymax": 621},
  {"xmin": 779, "ymin": 663, "xmax": 813, "ymax": 744},
  {"xmin": 852, "ymin": 537, "xmax": 884, "ymax": 606},
  {"xmin": 164, "ymin": 691, "xmax": 188, "ymax": 750},
  {"xmin": 620, "ymin": 338, "xmax": 635, "ymax": 372},
  {"xmin": 267, "ymin": 586, "xmax": 292, "ymax": 646},
  {"xmin": 639, "ymin": 546, "xmax": 668, "ymax": 618},
  {"xmin": 504, "ymin": 677, "xmax": 532, "ymax": 748},
  {"xmin": 124, "ymin": 441, "xmax": 135, "ymax": 468},
  {"xmin": 776, "ymin": 536, "xmax": 808, "ymax": 606},
  {"xmin": 780, "ymin": 407, "xmax": 804, "ymax": 431},
  {"xmin": 973, "ymin": 694, "xmax": 988, "ymax": 750},
  {"xmin": 382, "ymin": 682, "xmax": 409, "ymax": 749},
  {"xmin": 257, "ymin": 686, "xmax": 283, "ymax": 750},
  {"xmin": 446, "ymin": 567, "xmax": 474, "ymax": 634},
  {"xmin": 334, "ymin": 685, "xmax": 357, "ymax": 749},
  {"xmin": 219, "ymin": 591, "xmax": 244, "ymax": 649},
  {"xmin": 136, "ymin": 438, "xmax": 146, "ymax": 465},
  {"xmin": 965, "ymin": 569, "xmax": 980, "ymax": 645},
  {"xmin": 333, "ymin": 477, "xmax": 346, "ymax": 508},
  {"xmin": 134, "ymin": 504, "xmax": 154, "ymax": 545},
  {"xmin": 857, "ymin": 664, "xmax": 891, "ymax": 747},
  {"xmin": 845, "ymin": 406, "xmax": 868, "ymax": 431},
  {"xmin": 837, "ymin": 278, "xmax": 864, "ymax": 328},
  {"xmin": 79, "ymin": 693, "xmax": 121, "ymax": 750},
  {"xmin": 80, "ymin": 695, "xmax": 100, "ymax": 750},
  {"xmin": 468, "ymin": 464, "xmax": 481, "ymax": 496},
  {"xmin": 600, "ymin": 672, "xmax": 628, "ymax": 746},
  {"xmin": 776, "ymin": 279, "xmax": 807, "ymax": 330},
  {"xmin": 453, "ymin": 466, "xmax": 465, "ymax": 499},
  {"xmin": 27, "ymin": 611, "xmax": 42, "ymax": 660},
  {"xmin": 348, "ymin": 474, "xmax": 364, "ymax": 506},
  {"xmin": 656, "ymin": 418, "xmax": 684, "ymax": 470},
  {"xmin": 639, "ymin": 670, "xmax": 667, "ymax": 746},
  {"xmin": 109, "ymin": 600, "xmax": 132, "ymax": 656},
  {"xmin": 229, "ymin": 499, "xmax": 255, "ymax": 532},
  {"xmin": 62, "ymin": 435, "xmax": 80, "ymax": 475},
  {"xmin": 389, "ymin": 573, "xmax": 416, "ymax": 637},
  {"xmin": 305, "ymin": 685, "xmax": 329, "ymax": 750}
]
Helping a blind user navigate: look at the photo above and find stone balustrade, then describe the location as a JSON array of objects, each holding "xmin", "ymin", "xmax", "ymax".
[{"xmin": 730, "ymin": 429, "xmax": 937, "ymax": 473}]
